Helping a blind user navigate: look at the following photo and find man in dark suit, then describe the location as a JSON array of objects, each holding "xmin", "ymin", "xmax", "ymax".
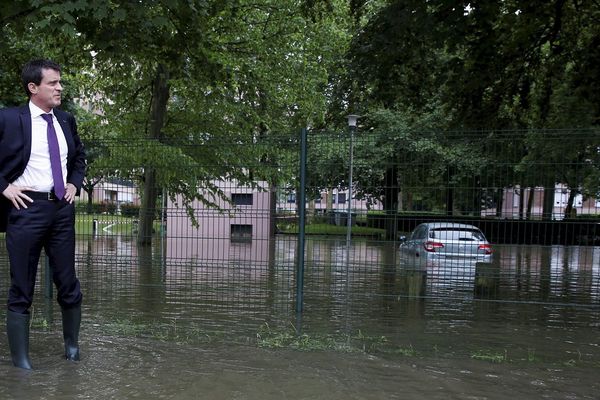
[{"xmin": 0, "ymin": 59, "xmax": 86, "ymax": 369}]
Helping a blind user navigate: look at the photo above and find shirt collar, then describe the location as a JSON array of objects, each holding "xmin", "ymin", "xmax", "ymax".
[{"xmin": 28, "ymin": 101, "xmax": 54, "ymax": 119}]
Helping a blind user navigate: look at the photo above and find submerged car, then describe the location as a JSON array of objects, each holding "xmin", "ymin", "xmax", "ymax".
[{"xmin": 399, "ymin": 222, "xmax": 493, "ymax": 266}]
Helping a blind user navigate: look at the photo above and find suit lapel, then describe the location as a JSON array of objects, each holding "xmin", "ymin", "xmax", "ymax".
[
  {"xmin": 56, "ymin": 111, "xmax": 75, "ymax": 160},
  {"xmin": 19, "ymin": 106, "xmax": 32, "ymax": 167}
]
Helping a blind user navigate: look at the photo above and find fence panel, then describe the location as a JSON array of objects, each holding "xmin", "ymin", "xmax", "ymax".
[
  {"xmin": 1, "ymin": 129, "xmax": 598, "ymax": 336},
  {"xmin": 68, "ymin": 129, "xmax": 600, "ymax": 312}
]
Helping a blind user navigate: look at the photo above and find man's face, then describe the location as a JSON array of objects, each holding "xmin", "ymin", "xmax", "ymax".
[{"xmin": 29, "ymin": 68, "xmax": 62, "ymax": 112}]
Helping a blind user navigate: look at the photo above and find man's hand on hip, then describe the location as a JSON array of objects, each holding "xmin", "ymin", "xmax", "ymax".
[
  {"xmin": 2, "ymin": 184, "xmax": 33, "ymax": 210},
  {"xmin": 65, "ymin": 183, "xmax": 77, "ymax": 204}
]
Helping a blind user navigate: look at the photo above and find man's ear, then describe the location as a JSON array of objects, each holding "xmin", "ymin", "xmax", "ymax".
[{"xmin": 27, "ymin": 82, "xmax": 37, "ymax": 95}]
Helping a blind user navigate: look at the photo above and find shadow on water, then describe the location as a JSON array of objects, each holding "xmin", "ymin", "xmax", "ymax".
[{"xmin": 0, "ymin": 236, "xmax": 598, "ymax": 398}]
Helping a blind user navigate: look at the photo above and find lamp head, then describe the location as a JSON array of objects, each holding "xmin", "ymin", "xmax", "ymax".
[{"xmin": 347, "ymin": 114, "xmax": 360, "ymax": 128}]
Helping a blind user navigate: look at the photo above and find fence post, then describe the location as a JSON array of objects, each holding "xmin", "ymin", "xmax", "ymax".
[
  {"xmin": 44, "ymin": 256, "xmax": 53, "ymax": 299},
  {"xmin": 295, "ymin": 128, "xmax": 308, "ymax": 314},
  {"xmin": 160, "ymin": 187, "xmax": 167, "ymax": 272}
]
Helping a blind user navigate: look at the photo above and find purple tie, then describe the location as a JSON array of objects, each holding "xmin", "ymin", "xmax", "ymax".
[{"xmin": 41, "ymin": 113, "xmax": 66, "ymax": 199}]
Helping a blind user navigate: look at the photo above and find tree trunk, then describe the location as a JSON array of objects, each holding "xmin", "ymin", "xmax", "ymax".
[
  {"xmin": 269, "ymin": 184, "xmax": 277, "ymax": 237},
  {"xmin": 383, "ymin": 166, "xmax": 399, "ymax": 240},
  {"xmin": 472, "ymin": 176, "xmax": 481, "ymax": 217},
  {"xmin": 526, "ymin": 187, "xmax": 535, "ymax": 220},
  {"xmin": 446, "ymin": 166, "xmax": 454, "ymax": 216},
  {"xmin": 308, "ymin": 200, "xmax": 315, "ymax": 223},
  {"xmin": 564, "ymin": 188, "xmax": 576, "ymax": 219},
  {"xmin": 405, "ymin": 190, "xmax": 413, "ymax": 211},
  {"xmin": 137, "ymin": 64, "xmax": 170, "ymax": 246},
  {"xmin": 86, "ymin": 188, "xmax": 93, "ymax": 214},
  {"xmin": 518, "ymin": 187, "xmax": 525, "ymax": 220},
  {"xmin": 542, "ymin": 179, "xmax": 555, "ymax": 221},
  {"xmin": 82, "ymin": 178, "xmax": 100, "ymax": 214},
  {"xmin": 326, "ymin": 187, "xmax": 333, "ymax": 223},
  {"xmin": 495, "ymin": 187, "xmax": 504, "ymax": 218}
]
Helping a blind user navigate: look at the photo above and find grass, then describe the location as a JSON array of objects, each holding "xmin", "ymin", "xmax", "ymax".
[
  {"xmin": 378, "ymin": 344, "xmax": 417, "ymax": 357},
  {"xmin": 278, "ymin": 223, "xmax": 385, "ymax": 238},
  {"xmin": 35, "ymin": 316, "xmax": 416, "ymax": 358},
  {"xmin": 0, "ymin": 214, "xmax": 142, "ymax": 238},
  {"xmin": 30, "ymin": 315, "xmax": 49, "ymax": 330},
  {"xmin": 256, "ymin": 323, "xmax": 390, "ymax": 353},
  {"xmin": 573, "ymin": 214, "xmax": 600, "ymax": 220},
  {"xmin": 256, "ymin": 322, "xmax": 348, "ymax": 351},
  {"xmin": 29, "ymin": 315, "xmax": 599, "ymax": 368},
  {"xmin": 471, "ymin": 349, "xmax": 508, "ymax": 363},
  {"xmin": 89, "ymin": 317, "xmax": 228, "ymax": 344},
  {"xmin": 527, "ymin": 348, "xmax": 537, "ymax": 362},
  {"xmin": 75, "ymin": 214, "xmax": 162, "ymax": 236}
]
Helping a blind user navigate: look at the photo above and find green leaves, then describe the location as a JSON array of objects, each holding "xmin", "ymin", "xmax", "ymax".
[{"xmin": 346, "ymin": 0, "xmax": 600, "ymax": 130}]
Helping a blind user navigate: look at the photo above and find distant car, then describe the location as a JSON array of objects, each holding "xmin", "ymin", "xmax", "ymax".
[{"xmin": 399, "ymin": 222, "xmax": 492, "ymax": 266}]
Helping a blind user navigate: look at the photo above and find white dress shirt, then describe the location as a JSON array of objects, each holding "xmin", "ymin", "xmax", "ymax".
[{"xmin": 12, "ymin": 102, "xmax": 68, "ymax": 192}]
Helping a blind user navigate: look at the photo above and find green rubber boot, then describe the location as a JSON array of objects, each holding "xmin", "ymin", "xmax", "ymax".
[
  {"xmin": 61, "ymin": 306, "xmax": 81, "ymax": 361},
  {"xmin": 6, "ymin": 310, "xmax": 33, "ymax": 370}
]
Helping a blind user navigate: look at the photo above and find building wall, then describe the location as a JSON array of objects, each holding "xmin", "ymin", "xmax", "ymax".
[
  {"xmin": 166, "ymin": 180, "xmax": 273, "ymax": 261},
  {"xmin": 79, "ymin": 181, "xmax": 141, "ymax": 206},
  {"xmin": 277, "ymin": 188, "xmax": 383, "ymax": 213},
  {"xmin": 482, "ymin": 184, "xmax": 599, "ymax": 219}
]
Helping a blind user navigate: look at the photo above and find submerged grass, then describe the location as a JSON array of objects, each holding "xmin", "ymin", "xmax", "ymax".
[
  {"xmin": 379, "ymin": 344, "xmax": 417, "ymax": 357},
  {"xmin": 90, "ymin": 318, "xmax": 230, "ymax": 345},
  {"xmin": 471, "ymin": 349, "xmax": 508, "ymax": 363},
  {"xmin": 91, "ymin": 318, "xmax": 401, "ymax": 355},
  {"xmin": 60, "ymin": 317, "xmax": 600, "ymax": 368},
  {"xmin": 256, "ymin": 323, "xmax": 403, "ymax": 354}
]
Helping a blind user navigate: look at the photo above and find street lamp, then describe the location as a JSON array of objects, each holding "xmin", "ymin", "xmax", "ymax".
[
  {"xmin": 346, "ymin": 115, "xmax": 359, "ymax": 249},
  {"xmin": 344, "ymin": 114, "xmax": 359, "ymax": 334}
]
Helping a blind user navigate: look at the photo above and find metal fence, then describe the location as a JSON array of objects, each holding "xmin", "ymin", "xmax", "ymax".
[{"xmin": 3, "ymin": 129, "xmax": 599, "ymax": 328}]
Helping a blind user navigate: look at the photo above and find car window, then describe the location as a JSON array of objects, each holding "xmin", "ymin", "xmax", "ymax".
[
  {"xmin": 431, "ymin": 228, "xmax": 485, "ymax": 241},
  {"xmin": 409, "ymin": 227, "xmax": 419, "ymax": 240},
  {"xmin": 412, "ymin": 226, "xmax": 428, "ymax": 240}
]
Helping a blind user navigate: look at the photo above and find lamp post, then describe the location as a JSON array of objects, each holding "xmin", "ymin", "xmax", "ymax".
[
  {"xmin": 344, "ymin": 115, "xmax": 358, "ymax": 338},
  {"xmin": 346, "ymin": 115, "xmax": 359, "ymax": 256}
]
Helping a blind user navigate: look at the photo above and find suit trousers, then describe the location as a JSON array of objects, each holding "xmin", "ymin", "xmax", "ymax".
[{"xmin": 6, "ymin": 198, "xmax": 82, "ymax": 314}]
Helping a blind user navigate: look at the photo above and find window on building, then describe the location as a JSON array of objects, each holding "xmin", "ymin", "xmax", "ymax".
[
  {"xmin": 337, "ymin": 193, "xmax": 346, "ymax": 204},
  {"xmin": 105, "ymin": 190, "xmax": 117, "ymax": 203},
  {"xmin": 232, "ymin": 193, "xmax": 253, "ymax": 206},
  {"xmin": 287, "ymin": 193, "xmax": 296, "ymax": 203},
  {"xmin": 231, "ymin": 224, "xmax": 252, "ymax": 242}
]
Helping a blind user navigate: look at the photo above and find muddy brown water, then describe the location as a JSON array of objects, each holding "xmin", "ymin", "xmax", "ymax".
[
  {"xmin": 0, "ymin": 236, "xmax": 598, "ymax": 399},
  {"xmin": 1, "ymin": 337, "xmax": 598, "ymax": 399}
]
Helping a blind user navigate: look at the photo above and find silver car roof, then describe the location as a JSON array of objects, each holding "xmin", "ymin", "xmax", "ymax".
[{"xmin": 419, "ymin": 222, "xmax": 483, "ymax": 230}]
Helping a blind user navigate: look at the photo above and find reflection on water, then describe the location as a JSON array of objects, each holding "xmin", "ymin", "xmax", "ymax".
[
  {"xmin": 73, "ymin": 235, "xmax": 600, "ymax": 302},
  {"xmin": 1, "ymin": 236, "xmax": 598, "ymax": 335},
  {"xmin": 0, "ymin": 236, "xmax": 599, "ymax": 398}
]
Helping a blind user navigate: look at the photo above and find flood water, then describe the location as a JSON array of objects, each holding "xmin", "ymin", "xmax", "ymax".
[{"xmin": 0, "ymin": 235, "xmax": 598, "ymax": 399}]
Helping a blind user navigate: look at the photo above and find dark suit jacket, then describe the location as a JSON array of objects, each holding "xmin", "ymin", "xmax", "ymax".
[{"xmin": 0, "ymin": 105, "xmax": 86, "ymax": 232}]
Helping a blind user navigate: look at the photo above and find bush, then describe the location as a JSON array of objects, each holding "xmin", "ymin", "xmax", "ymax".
[
  {"xmin": 120, "ymin": 203, "xmax": 140, "ymax": 218},
  {"xmin": 74, "ymin": 201, "xmax": 117, "ymax": 215},
  {"xmin": 575, "ymin": 214, "xmax": 600, "ymax": 220},
  {"xmin": 74, "ymin": 202, "xmax": 89, "ymax": 214}
]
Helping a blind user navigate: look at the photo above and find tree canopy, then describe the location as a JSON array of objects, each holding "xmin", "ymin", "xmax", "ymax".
[
  {"xmin": 333, "ymin": 0, "xmax": 600, "ymax": 222},
  {"xmin": 347, "ymin": 0, "xmax": 600, "ymax": 128},
  {"xmin": 1, "ymin": 0, "xmax": 352, "ymax": 242},
  {"xmin": 1, "ymin": 0, "xmax": 599, "ymax": 236}
]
